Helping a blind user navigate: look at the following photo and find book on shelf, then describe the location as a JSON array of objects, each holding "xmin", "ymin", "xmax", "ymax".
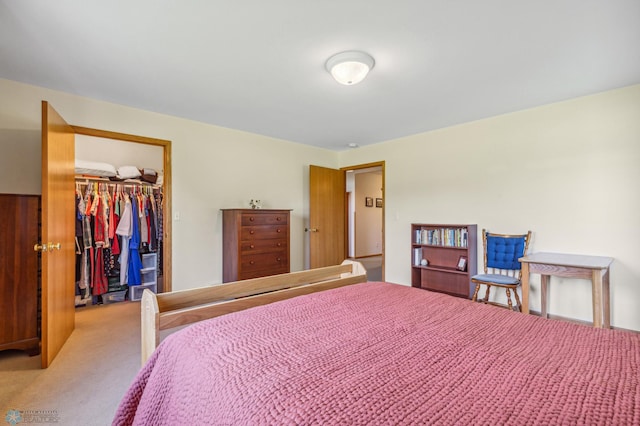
[
  {"xmin": 413, "ymin": 247, "xmax": 422, "ymax": 266},
  {"xmin": 415, "ymin": 227, "xmax": 468, "ymax": 248}
]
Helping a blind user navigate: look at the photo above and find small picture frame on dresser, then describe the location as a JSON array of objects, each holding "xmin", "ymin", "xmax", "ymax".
[{"xmin": 456, "ymin": 256, "xmax": 467, "ymax": 271}]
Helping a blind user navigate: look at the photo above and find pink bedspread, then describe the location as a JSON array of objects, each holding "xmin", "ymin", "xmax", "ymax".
[{"xmin": 113, "ymin": 282, "xmax": 640, "ymax": 425}]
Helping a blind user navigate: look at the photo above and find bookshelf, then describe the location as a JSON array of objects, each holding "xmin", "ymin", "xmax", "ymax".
[{"xmin": 411, "ymin": 224, "xmax": 477, "ymax": 298}]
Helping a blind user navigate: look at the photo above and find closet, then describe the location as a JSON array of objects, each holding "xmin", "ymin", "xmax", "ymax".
[
  {"xmin": 74, "ymin": 178, "xmax": 163, "ymax": 305},
  {"xmin": 74, "ymin": 133, "xmax": 166, "ymax": 305}
]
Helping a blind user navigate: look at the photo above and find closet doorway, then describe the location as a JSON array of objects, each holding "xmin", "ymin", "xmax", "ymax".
[
  {"xmin": 41, "ymin": 102, "xmax": 172, "ymax": 367},
  {"xmin": 72, "ymin": 126, "xmax": 173, "ymax": 295}
]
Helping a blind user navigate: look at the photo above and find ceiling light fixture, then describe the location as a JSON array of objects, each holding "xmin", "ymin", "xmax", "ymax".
[{"xmin": 325, "ymin": 51, "xmax": 375, "ymax": 85}]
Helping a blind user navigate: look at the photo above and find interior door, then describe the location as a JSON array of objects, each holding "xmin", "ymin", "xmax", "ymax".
[
  {"xmin": 40, "ymin": 101, "xmax": 76, "ymax": 368},
  {"xmin": 309, "ymin": 165, "xmax": 345, "ymax": 268}
]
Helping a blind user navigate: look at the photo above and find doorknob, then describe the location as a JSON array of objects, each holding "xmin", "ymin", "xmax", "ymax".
[
  {"xmin": 34, "ymin": 243, "xmax": 48, "ymax": 252},
  {"xmin": 304, "ymin": 228, "xmax": 319, "ymax": 232},
  {"xmin": 48, "ymin": 242, "xmax": 61, "ymax": 251}
]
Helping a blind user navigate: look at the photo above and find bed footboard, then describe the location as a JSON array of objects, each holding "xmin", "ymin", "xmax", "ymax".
[{"xmin": 141, "ymin": 260, "xmax": 367, "ymax": 365}]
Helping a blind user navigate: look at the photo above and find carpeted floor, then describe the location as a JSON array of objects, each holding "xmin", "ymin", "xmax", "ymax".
[
  {"xmin": 0, "ymin": 302, "xmax": 141, "ymax": 426},
  {"xmin": 0, "ymin": 259, "xmax": 381, "ymax": 425},
  {"xmin": 354, "ymin": 255, "xmax": 382, "ymax": 281}
]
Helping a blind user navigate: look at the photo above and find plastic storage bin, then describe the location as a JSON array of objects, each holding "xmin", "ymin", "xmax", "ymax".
[
  {"xmin": 130, "ymin": 253, "xmax": 158, "ymax": 301},
  {"xmin": 130, "ymin": 283, "xmax": 156, "ymax": 301},
  {"xmin": 102, "ymin": 289, "xmax": 127, "ymax": 304}
]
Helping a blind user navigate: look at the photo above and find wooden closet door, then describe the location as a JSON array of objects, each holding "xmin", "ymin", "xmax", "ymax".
[
  {"xmin": 41, "ymin": 101, "xmax": 76, "ymax": 368},
  {"xmin": 0, "ymin": 194, "xmax": 40, "ymax": 354},
  {"xmin": 309, "ymin": 165, "xmax": 345, "ymax": 268}
]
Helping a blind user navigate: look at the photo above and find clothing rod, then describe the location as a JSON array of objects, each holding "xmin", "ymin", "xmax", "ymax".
[{"xmin": 75, "ymin": 176, "xmax": 161, "ymax": 189}]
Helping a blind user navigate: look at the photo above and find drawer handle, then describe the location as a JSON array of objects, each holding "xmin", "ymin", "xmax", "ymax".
[
  {"xmin": 277, "ymin": 217, "xmax": 281, "ymax": 221},
  {"xmin": 277, "ymin": 242, "xmax": 281, "ymax": 247},
  {"xmin": 250, "ymin": 261, "xmax": 255, "ymax": 265},
  {"xmin": 250, "ymin": 230, "xmax": 255, "ymax": 234},
  {"xmin": 276, "ymin": 257, "xmax": 281, "ymax": 262},
  {"xmin": 249, "ymin": 217, "xmax": 255, "ymax": 221},
  {"xmin": 277, "ymin": 229, "xmax": 281, "ymax": 233},
  {"xmin": 250, "ymin": 244, "xmax": 255, "ymax": 249}
]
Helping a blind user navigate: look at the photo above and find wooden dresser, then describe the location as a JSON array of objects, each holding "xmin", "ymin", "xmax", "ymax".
[
  {"xmin": 222, "ymin": 209, "xmax": 291, "ymax": 282},
  {"xmin": 0, "ymin": 194, "xmax": 40, "ymax": 355}
]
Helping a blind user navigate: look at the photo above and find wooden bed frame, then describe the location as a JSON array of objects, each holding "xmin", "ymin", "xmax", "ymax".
[{"xmin": 140, "ymin": 260, "xmax": 367, "ymax": 365}]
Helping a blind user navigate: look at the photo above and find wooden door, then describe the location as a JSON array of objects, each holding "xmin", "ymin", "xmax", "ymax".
[
  {"xmin": 41, "ymin": 101, "xmax": 76, "ymax": 368},
  {"xmin": 309, "ymin": 165, "xmax": 345, "ymax": 268}
]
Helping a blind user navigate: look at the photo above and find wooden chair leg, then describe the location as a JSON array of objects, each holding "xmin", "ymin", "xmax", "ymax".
[
  {"xmin": 505, "ymin": 288, "xmax": 514, "ymax": 311},
  {"xmin": 483, "ymin": 285, "xmax": 491, "ymax": 303},
  {"xmin": 513, "ymin": 288, "xmax": 522, "ymax": 312},
  {"xmin": 472, "ymin": 283, "xmax": 481, "ymax": 302}
]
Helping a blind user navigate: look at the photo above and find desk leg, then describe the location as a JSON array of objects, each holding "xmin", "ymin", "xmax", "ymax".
[
  {"xmin": 592, "ymin": 269, "xmax": 603, "ymax": 328},
  {"xmin": 540, "ymin": 274, "xmax": 549, "ymax": 319},
  {"xmin": 602, "ymin": 268, "xmax": 610, "ymax": 329},
  {"xmin": 521, "ymin": 263, "xmax": 530, "ymax": 314}
]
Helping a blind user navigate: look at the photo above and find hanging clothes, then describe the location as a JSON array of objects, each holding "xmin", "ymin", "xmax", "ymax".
[
  {"xmin": 148, "ymin": 193, "xmax": 158, "ymax": 252},
  {"xmin": 110, "ymin": 189, "xmax": 121, "ymax": 256},
  {"xmin": 92, "ymin": 190, "xmax": 109, "ymax": 296},
  {"xmin": 144, "ymin": 197, "xmax": 152, "ymax": 250},
  {"xmin": 156, "ymin": 191, "xmax": 163, "ymax": 242},
  {"xmin": 138, "ymin": 193, "xmax": 148, "ymax": 248},
  {"xmin": 75, "ymin": 191, "xmax": 88, "ymax": 300},
  {"xmin": 78, "ymin": 187, "xmax": 93, "ymax": 295},
  {"xmin": 116, "ymin": 193, "xmax": 133, "ymax": 286},
  {"xmin": 74, "ymin": 178, "xmax": 163, "ymax": 300},
  {"xmin": 108, "ymin": 187, "xmax": 116, "ymax": 241},
  {"xmin": 155, "ymin": 191, "xmax": 164, "ymax": 274},
  {"xmin": 127, "ymin": 196, "xmax": 143, "ymax": 286}
]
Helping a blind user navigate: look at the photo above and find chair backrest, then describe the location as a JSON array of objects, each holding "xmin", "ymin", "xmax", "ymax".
[{"xmin": 482, "ymin": 229, "xmax": 532, "ymax": 279}]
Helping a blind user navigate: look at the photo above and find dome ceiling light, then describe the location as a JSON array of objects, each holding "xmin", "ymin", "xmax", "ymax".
[{"xmin": 325, "ymin": 51, "xmax": 375, "ymax": 85}]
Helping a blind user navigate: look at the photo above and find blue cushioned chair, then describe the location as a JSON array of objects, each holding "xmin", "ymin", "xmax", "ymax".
[{"xmin": 471, "ymin": 230, "xmax": 532, "ymax": 311}]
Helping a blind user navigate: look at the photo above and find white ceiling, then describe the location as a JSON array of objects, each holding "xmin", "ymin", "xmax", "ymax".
[{"xmin": 1, "ymin": 1, "xmax": 639, "ymax": 151}]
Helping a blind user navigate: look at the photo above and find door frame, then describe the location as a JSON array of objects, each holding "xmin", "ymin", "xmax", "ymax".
[
  {"xmin": 71, "ymin": 126, "xmax": 173, "ymax": 292},
  {"xmin": 341, "ymin": 161, "xmax": 385, "ymax": 280}
]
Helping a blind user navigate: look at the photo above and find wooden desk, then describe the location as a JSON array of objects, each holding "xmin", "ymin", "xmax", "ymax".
[{"xmin": 519, "ymin": 252, "xmax": 613, "ymax": 328}]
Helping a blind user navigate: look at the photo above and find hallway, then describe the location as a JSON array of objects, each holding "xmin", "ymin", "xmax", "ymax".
[{"xmin": 353, "ymin": 255, "xmax": 382, "ymax": 281}]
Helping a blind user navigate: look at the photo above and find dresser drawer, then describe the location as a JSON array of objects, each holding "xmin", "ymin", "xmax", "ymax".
[
  {"xmin": 241, "ymin": 226, "xmax": 288, "ymax": 241},
  {"xmin": 241, "ymin": 212, "xmax": 288, "ymax": 226},
  {"xmin": 240, "ymin": 239, "xmax": 288, "ymax": 255},
  {"xmin": 240, "ymin": 253, "xmax": 288, "ymax": 273}
]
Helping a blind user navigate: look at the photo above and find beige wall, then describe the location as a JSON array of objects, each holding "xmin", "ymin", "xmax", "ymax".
[
  {"xmin": 0, "ymin": 78, "xmax": 338, "ymax": 290},
  {"xmin": 75, "ymin": 135, "xmax": 164, "ymax": 173},
  {"xmin": 2, "ymin": 77, "xmax": 639, "ymax": 330},
  {"xmin": 341, "ymin": 84, "xmax": 640, "ymax": 330}
]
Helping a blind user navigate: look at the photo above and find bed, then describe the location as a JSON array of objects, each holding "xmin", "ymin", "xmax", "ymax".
[{"xmin": 114, "ymin": 261, "xmax": 640, "ymax": 425}]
